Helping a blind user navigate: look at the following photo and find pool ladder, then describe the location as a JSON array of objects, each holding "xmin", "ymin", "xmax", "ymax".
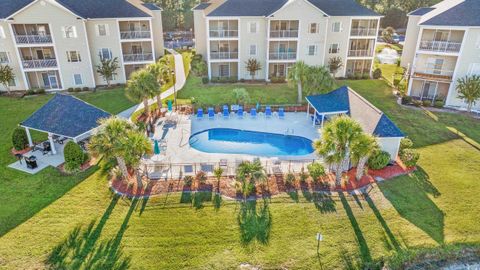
[{"xmin": 285, "ymin": 128, "xmax": 294, "ymax": 135}]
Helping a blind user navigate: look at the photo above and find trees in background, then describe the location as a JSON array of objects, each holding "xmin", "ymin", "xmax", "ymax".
[
  {"xmin": 382, "ymin": 27, "xmax": 395, "ymax": 43},
  {"xmin": 456, "ymin": 75, "xmax": 480, "ymax": 113},
  {"xmin": 245, "ymin": 59, "xmax": 262, "ymax": 81},
  {"xmin": 0, "ymin": 64, "xmax": 15, "ymax": 93},
  {"xmin": 288, "ymin": 61, "xmax": 335, "ymax": 102}
]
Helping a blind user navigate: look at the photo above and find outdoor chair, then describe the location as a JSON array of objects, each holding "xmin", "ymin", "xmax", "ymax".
[
  {"xmin": 42, "ymin": 142, "xmax": 51, "ymax": 155},
  {"xmin": 223, "ymin": 105, "xmax": 230, "ymax": 118},
  {"xmin": 25, "ymin": 155, "xmax": 38, "ymax": 169},
  {"xmin": 265, "ymin": 106, "xmax": 272, "ymax": 118},
  {"xmin": 278, "ymin": 107, "xmax": 285, "ymax": 119},
  {"xmin": 196, "ymin": 108, "xmax": 204, "ymax": 119},
  {"xmin": 208, "ymin": 107, "xmax": 215, "ymax": 119},
  {"xmin": 237, "ymin": 106, "xmax": 244, "ymax": 118},
  {"xmin": 250, "ymin": 108, "xmax": 257, "ymax": 118}
]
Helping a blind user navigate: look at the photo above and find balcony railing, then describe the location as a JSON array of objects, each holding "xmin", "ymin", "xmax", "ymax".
[
  {"xmin": 269, "ymin": 52, "xmax": 297, "ymax": 60},
  {"xmin": 209, "ymin": 30, "xmax": 238, "ymax": 38},
  {"xmin": 350, "ymin": 28, "xmax": 377, "ymax": 36},
  {"xmin": 348, "ymin": 50, "xmax": 373, "ymax": 57},
  {"xmin": 210, "ymin": 52, "xmax": 238, "ymax": 60},
  {"xmin": 22, "ymin": 59, "xmax": 57, "ymax": 69},
  {"xmin": 123, "ymin": 53, "xmax": 154, "ymax": 62},
  {"xmin": 120, "ymin": 31, "xmax": 151, "ymax": 39},
  {"xmin": 414, "ymin": 67, "xmax": 454, "ymax": 80},
  {"xmin": 270, "ymin": 30, "xmax": 299, "ymax": 38},
  {"xmin": 419, "ymin": 40, "xmax": 462, "ymax": 53},
  {"xmin": 15, "ymin": 35, "xmax": 52, "ymax": 44}
]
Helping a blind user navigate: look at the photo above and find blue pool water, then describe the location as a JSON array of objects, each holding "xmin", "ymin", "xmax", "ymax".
[{"xmin": 189, "ymin": 128, "xmax": 314, "ymax": 156}]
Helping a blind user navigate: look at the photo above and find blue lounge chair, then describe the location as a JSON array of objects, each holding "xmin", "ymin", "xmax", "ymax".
[
  {"xmin": 197, "ymin": 108, "xmax": 203, "ymax": 119},
  {"xmin": 223, "ymin": 105, "xmax": 229, "ymax": 118},
  {"xmin": 311, "ymin": 112, "xmax": 322, "ymax": 125},
  {"xmin": 237, "ymin": 106, "xmax": 244, "ymax": 118},
  {"xmin": 250, "ymin": 108, "xmax": 257, "ymax": 118},
  {"xmin": 208, "ymin": 107, "xmax": 215, "ymax": 119},
  {"xmin": 278, "ymin": 107, "xmax": 285, "ymax": 119},
  {"xmin": 265, "ymin": 106, "xmax": 272, "ymax": 118}
]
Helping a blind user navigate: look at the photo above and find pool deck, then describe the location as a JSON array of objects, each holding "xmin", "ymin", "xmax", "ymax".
[{"xmin": 148, "ymin": 112, "xmax": 320, "ymax": 165}]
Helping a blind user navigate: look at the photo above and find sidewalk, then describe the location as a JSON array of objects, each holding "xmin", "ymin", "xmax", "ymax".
[{"xmin": 118, "ymin": 49, "xmax": 187, "ymax": 119}]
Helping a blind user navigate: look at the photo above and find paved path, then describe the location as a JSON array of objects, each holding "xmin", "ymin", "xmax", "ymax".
[{"xmin": 118, "ymin": 49, "xmax": 187, "ymax": 119}]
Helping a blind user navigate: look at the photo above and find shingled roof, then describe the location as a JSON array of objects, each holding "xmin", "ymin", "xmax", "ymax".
[
  {"xmin": 21, "ymin": 94, "xmax": 111, "ymax": 138},
  {"xmin": 421, "ymin": 0, "xmax": 480, "ymax": 27}
]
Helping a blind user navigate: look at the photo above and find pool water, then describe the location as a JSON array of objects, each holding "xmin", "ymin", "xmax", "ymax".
[{"xmin": 189, "ymin": 128, "xmax": 314, "ymax": 156}]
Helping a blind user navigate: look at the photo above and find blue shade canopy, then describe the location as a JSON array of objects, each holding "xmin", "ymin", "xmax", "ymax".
[
  {"xmin": 306, "ymin": 86, "xmax": 350, "ymax": 114},
  {"xmin": 21, "ymin": 94, "xmax": 111, "ymax": 138},
  {"xmin": 373, "ymin": 114, "xmax": 404, "ymax": 138}
]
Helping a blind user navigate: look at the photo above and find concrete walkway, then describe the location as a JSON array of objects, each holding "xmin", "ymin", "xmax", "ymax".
[{"xmin": 118, "ymin": 49, "xmax": 187, "ymax": 119}]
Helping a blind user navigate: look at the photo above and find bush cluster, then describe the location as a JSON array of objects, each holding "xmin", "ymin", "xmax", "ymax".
[
  {"xmin": 12, "ymin": 127, "xmax": 29, "ymax": 151},
  {"xmin": 368, "ymin": 150, "xmax": 390, "ymax": 170},
  {"xmin": 399, "ymin": 138, "xmax": 420, "ymax": 167},
  {"xmin": 26, "ymin": 88, "xmax": 46, "ymax": 95},
  {"xmin": 270, "ymin": 76, "xmax": 286, "ymax": 83},
  {"xmin": 307, "ymin": 162, "xmax": 326, "ymax": 182},
  {"xmin": 372, "ymin": 68, "xmax": 382, "ymax": 79},
  {"xmin": 346, "ymin": 73, "xmax": 370, "ymax": 80},
  {"xmin": 64, "ymin": 141, "xmax": 88, "ymax": 173},
  {"xmin": 210, "ymin": 77, "xmax": 238, "ymax": 83}
]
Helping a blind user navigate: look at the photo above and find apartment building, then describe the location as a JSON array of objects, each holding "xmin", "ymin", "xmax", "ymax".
[
  {"xmin": 0, "ymin": 0, "xmax": 164, "ymax": 92},
  {"xmin": 193, "ymin": 0, "xmax": 381, "ymax": 81},
  {"xmin": 401, "ymin": 0, "xmax": 480, "ymax": 111}
]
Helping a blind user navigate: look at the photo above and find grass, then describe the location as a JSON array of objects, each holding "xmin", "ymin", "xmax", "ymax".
[
  {"xmin": 0, "ymin": 89, "xmax": 133, "ymax": 237},
  {"xmin": 0, "ymin": 80, "xmax": 479, "ymax": 269},
  {"xmin": 374, "ymin": 63, "xmax": 404, "ymax": 85}
]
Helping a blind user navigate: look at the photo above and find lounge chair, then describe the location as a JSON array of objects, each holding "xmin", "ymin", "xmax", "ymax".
[
  {"xmin": 42, "ymin": 142, "xmax": 51, "ymax": 155},
  {"xmin": 278, "ymin": 107, "xmax": 285, "ymax": 119},
  {"xmin": 311, "ymin": 112, "xmax": 322, "ymax": 125},
  {"xmin": 197, "ymin": 108, "xmax": 204, "ymax": 119},
  {"xmin": 265, "ymin": 106, "xmax": 272, "ymax": 118},
  {"xmin": 223, "ymin": 105, "xmax": 229, "ymax": 118},
  {"xmin": 237, "ymin": 106, "xmax": 244, "ymax": 118},
  {"xmin": 208, "ymin": 107, "xmax": 215, "ymax": 119},
  {"xmin": 250, "ymin": 108, "xmax": 257, "ymax": 118}
]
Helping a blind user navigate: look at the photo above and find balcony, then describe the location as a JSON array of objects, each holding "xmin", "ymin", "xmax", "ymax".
[
  {"xmin": 15, "ymin": 35, "xmax": 53, "ymax": 44},
  {"xmin": 269, "ymin": 30, "xmax": 299, "ymax": 38},
  {"xmin": 209, "ymin": 30, "xmax": 238, "ymax": 38},
  {"xmin": 123, "ymin": 53, "xmax": 153, "ymax": 63},
  {"xmin": 210, "ymin": 52, "xmax": 238, "ymax": 60},
  {"xmin": 413, "ymin": 67, "xmax": 454, "ymax": 81},
  {"xmin": 350, "ymin": 28, "xmax": 377, "ymax": 36},
  {"xmin": 348, "ymin": 50, "xmax": 373, "ymax": 57},
  {"xmin": 22, "ymin": 59, "xmax": 57, "ymax": 69},
  {"xmin": 269, "ymin": 52, "xmax": 297, "ymax": 60},
  {"xmin": 120, "ymin": 31, "xmax": 151, "ymax": 40},
  {"xmin": 270, "ymin": 20, "xmax": 299, "ymax": 39},
  {"xmin": 419, "ymin": 40, "xmax": 461, "ymax": 53},
  {"xmin": 13, "ymin": 24, "xmax": 52, "ymax": 45},
  {"xmin": 209, "ymin": 20, "xmax": 238, "ymax": 38}
]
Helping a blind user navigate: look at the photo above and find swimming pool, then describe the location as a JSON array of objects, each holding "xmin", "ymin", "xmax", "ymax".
[{"xmin": 189, "ymin": 128, "xmax": 314, "ymax": 156}]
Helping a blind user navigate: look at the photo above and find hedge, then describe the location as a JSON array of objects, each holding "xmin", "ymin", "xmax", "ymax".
[
  {"xmin": 64, "ymin": 141, "xmax": 87, "ymax": 173},
  {"xmin": 12, "ymin": 127, "xmax": 29, "ymax": 151},
  {"xmin": 368, "ymin": 151, "xmax": 390, "ymax": 170}
]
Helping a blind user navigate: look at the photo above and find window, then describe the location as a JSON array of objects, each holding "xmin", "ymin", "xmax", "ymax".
[
  {"xmin": 8, "ymin": 78, "xmax": 16, "ymax": 87},
  {"xmin": 219, "ymin": 64, "xmax": 230, "ymax": 77},
  {"xmin": 99, "ymin": 48, "xmax": 112, "ymax": 60},
  {"xmin": 62, "ymin": 26, "xmax": 77, "ymax": 38},
  {"xmin": 96, "ymin": 24, "xmax": 109, "ymax": 36},
  {"xmin": 308, "ymin": 45, "xmax": 317, "ymax": 56},
  {"xmin": 329, "ymin": 43, "xmax": 340, "ymax": 54},
  {"xmin": 332, "ymin": 22, "xmax": 342, "ymax": 33},
  {"xmin": 249, "ymin": 44, "xmax": 257, "ymax": 56},
  {"xmin": 248, "ymin": 22, "xmax": 258, "ymax": 34},
  {"xmin": 310, "ymin": 23, "xmax": 318, "ymax": 34},
  {"xmin": 73, "ymin": 74, "xmax": 83, "ymax": 85},
  {"xmin": 0, "ymin": 26, "xmax": 5, "ymax": 38},
  {"xmin": 0, "ymin": 52, "xmax": 9, "ymax": 63},
  {"xmin": 66, "ymin": 51, "xmax": 81, "ymax": 62}
]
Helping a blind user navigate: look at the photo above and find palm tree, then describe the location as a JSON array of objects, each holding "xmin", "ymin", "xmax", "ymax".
[
  {"xmin": 96, "ymin": 57, "xmax": 119, "ymax": 87},
  {"xmin": 245, "ymin": 58, "xmax": 262, "ymax": 81},
  {"xmin": 88, "ymin": 117, "xmax": 136, "ymax": 180},
  {"xmin": 287, "ymin": 61, "xmax": 309, "ymax": 103},
  {"xmin": 122, "ymin": 130, "xmax": 153, "ymax": 187},
  {"xmin": 126, "ymin": 69, "xmax": 160, "ymax": 117},
  {"xmin": 0, "ymin": 64, "xmax": 15, "ymax": 94},
  {"xmin": 313, "ymin": 116, "xmax": 363, "ymax": 186},
  {"xmin": 213, "ymin": 167, "xmax": 224, "ymax": 193},
  {"xmin": 351, "ymin": 133, "xmax": 379, "ymax": 181},
  {"xmin": 304, "ymin": 66, "xmax": 335, "ymax": 95},
  {"xmin": 147, "ymin": 61, "xmax": 171, "ymax": 110},
  {"xmin": 236, "ymin": 160, "xmax": 267, "ymax": 200},
  {"xmin": 456, "ymin": 75, "xmax": 480, "ymax": 112}
]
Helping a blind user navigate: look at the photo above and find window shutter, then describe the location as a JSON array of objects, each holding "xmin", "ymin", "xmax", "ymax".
[
  {"xmin": 105, "ymin": 24, "xmax": 110, "ymax": 36},
  {"xmin": 61, "ymin": 26, "xmax": 66, "ymax": 38},
  {"xmin": 72, "ymin": 26, "xmax": 77, "ymax": 38},
  {"xmin": 0, "ymin": 26, "xmax": 5, "ymax": 38},
  {"xmin": 95, "ymin": 25, "xmax": 100, "ymax": 36}
]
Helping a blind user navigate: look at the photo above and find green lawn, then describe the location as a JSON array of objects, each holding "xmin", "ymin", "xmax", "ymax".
[{"xmin": 0, "ymin": 80, "xmax": 479, "ymax": 269}]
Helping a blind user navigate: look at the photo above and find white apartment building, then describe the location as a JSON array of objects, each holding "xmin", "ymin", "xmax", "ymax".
[
  {"xmin": 402, "ymin": 0, "xmax": 480, "ymax": 111},
  {"xmin": 193, "ymin": 0, "xmax": 381, "ymax": 81},
  {"xmin": 0, "ymin": 0, "xmax": 164, "ymax": 92}
]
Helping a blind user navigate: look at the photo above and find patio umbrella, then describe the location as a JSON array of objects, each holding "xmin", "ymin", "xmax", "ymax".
[{"xmin": 154, "ymin": 140, "xmax": 160, "ymax": 155}]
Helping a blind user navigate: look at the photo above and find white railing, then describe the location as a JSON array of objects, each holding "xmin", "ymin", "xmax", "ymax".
[
  {"xmin": 348, "ymin": 50, "xmax": 373, "ymax": 57},
  {"xmin": 270, "ymin": 30, "xmax": 299, "ymax": 38},
  {"xmin": 269, "ymin": 52, "xmax": 297, "ymax": 60},
  {"xmin": 419, "ymin": 40, "xmax": 462, "ymax": 53},
  {"xmin": 120, "ymin": 31, "xmax": 151, "ymax": 39},
  {"xmin": 22, "ymin": 59, "xmax": 57, "ymax": 69},
  {"xmin": 414, "ymin": 67, "xmax": 454, "ymax": 77},
  {"xmin": 15, "ymin": 35, "xmax": 52, "ymax": 44},
  {"xmin": 350, "ymin": 28, "xmax": 377, "ymax": 36},
  {"xmin": 209, "ymin": 30, "xmax": 238, "ymax": 38},
  {"xmin": 123, "ymin": 53, "xmax": 154, "ymax": 62},
  {"xmin": 210, "ymin": 52, "xmax": 239, "ymax": 60}
]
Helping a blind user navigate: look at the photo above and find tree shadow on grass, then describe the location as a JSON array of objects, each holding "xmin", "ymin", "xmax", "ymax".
[
  {"xmin": 46, "ymin": 196, "xmax": 137, "ymax": 269},
  {"xmin": 192, "ymin": 190, "xmax": 213, "ymax": 209},
  {"xmin": 313, "ymin": 193, "xmax": 336, "ymax": 214},
  {"xmin": 213, "ymin": 193, "xmax": 222, "ymax": 211},
  {"xmin": 339, "ymin": 192, "xmax": 372, "ymax": 264},
  {"xmin": 378, "ymin": 168, "xmax": 445, "ymax": 244},
  {"xmin": 237, "ymin": 199, "xmax": 272, "ymax": 246},
  {"xmin": 288, "ymin": 190, "xmax": 299, "ymax": 203}
]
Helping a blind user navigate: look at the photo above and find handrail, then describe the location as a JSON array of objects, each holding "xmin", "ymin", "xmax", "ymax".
[
  {"xmin": 419, "ymin": 40, "xmax": 462, "ymax": 53},
  {"xmin": 210, "ymin": 52, "xmax": 239, "ymax": 59},
  {"xmin": 123, "ymin": 53, "xmax": 154, "ymax": 62},
  {"xmin": 22, "ymin": 59, "xmax": 57, "ymax": 69},
  {"xmin": 15, "ymin": 35, "xmax": 52, "ymax": 44},
  {"xmin": 269, "ymin": 52, "xmax": 297, "ymax": 60},
  {"xmin": 348, "ymin": 50, "xmax": 373, "ymax": 57},
  {"xmin": 120, "ymin": 31, "xmax": 151, "ymax": 39},
  {"xmin": 209, "ymin": 30, "xmax": 238, "ymax": 38},
  {"xmin": 350, "ymin": 28, "xmax": 377, "ymax": 36},
  {"xmin": 269, "ymin": 30, "xmax": 299, "ymax": 38}
]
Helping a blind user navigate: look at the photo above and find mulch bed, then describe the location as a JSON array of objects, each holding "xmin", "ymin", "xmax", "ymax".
[{"xmin": 111, "ymin": 160, "xmax": 415, "ymax": 199}]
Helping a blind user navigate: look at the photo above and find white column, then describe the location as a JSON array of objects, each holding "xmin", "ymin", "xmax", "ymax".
[
  {"xmin": 321, "ymin": 114, "xmax": 325, "ymax": 128},
  {"xmin": 48, "ymin": 133, "xmax": 57, "ymax": 155},
  {"xmin": 25, "ymin": 127, "xmax": 33, "ymax": 147},
  {"xmin": 306, "ymin": 102, "xmax": 310, "ymax": 118},
  {"xmin": 312, "ymin": 111, "xmax": 317, "ymax": 126}
]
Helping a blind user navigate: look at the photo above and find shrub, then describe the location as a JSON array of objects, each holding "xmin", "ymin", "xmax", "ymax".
[
  {"xmin": 183, "ymin": 176, "xmax": 194, "ymax": 186},
  {"xmin": 434, "ymin": 100, "xmax": 445, "ymax": 108},
  {"xmin": 64, "ymin": 141, "xmax": 86, "ymax": 173},
  {"xmin": 401, "ymin": 96, "xmax": 412, "ymax": 105},
  {"xmin": 82, "ymin": 87, "xmax": 90, "ymax": 92},
  {"xmin": 362, "ymin": 73, "xmax": 370, "ymax": 80},
  {"xmin": 12, "ymin": 127, "xmax": 29, "ymax": 150},
  {"xmin": 74, "ymin": 87, "xmax": 82, "ymax": 92},
  {"xmin": 412, "ymin": 99, "xmax": 422, "ymax": 107},
  {"xmin": 299, "ymin": 168, "xmax": 308, "ymax": 183},
  {"xmin": 422, "ymin": 100, "xmax": 432, "ymax": 107},
  {"xmin": 372, "ymin": 68, "xmax": 382, "ymax": 79},
  {"xmin": 400, "ymin": 138, "xmax": 414, "ymax": 154},
  {"xmin": 67, "ymin": 87, "xmax": 75, "ymax": 92},
  {"xmin": 202, "ymin": 77, "xmax": 209, "ymax": 84},
  {"xmin": 307, "ymin": 162, "xmax": 326, "ymax": 182},
  {"xmin": 270, "ymin": 76, "xmax": 286, "ymax": 83},
  {"xmin": 26, "ymin": 89, "xmax": 36, "ymax": 95},
  {"xmin": 368, "ymin": 150, "xmax": 391, "ymax": 170},
  {"xmin": 354, "ymin": 72, "xmax": 362, "ymax": 80},
  {"xmin": 284, "ymin": 173, "xmax": 296, "ymax": 185},
  {"xmin": 400, "ymin": 149, "xmax": 420, "ymax": 167},
  {"xmin": 35, "ymin": 88, "xmax": 46, "ymax": 94},
  {"xmin": 393, "ymin": 78, "xmax": 401, "ymax": 87},
  {"xmin": 195, "ymin": 171, "xmax": 207, "ymax": 184}
]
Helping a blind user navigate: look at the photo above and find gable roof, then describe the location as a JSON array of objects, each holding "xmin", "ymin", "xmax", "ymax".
[
  {"xmin": 21, "ymin": 94, "xmax": 111, "ymax": 138},
  {"xmin": 421, "ymin": 0, "xmax": 480, "ymax": 27},
  {"xmin": 306, "ymin": 86, "xmax": 404, "ymax": 138},
  {"xmin": 142, "ymin": 3, "xmax": 162, "ymax": 11},
  {"xmin": 193, "ymin": 2, "xmax": 212, "ymax": 10},
  {"xmin": 408, "ymin": 7, "xmax": 435, "ymax": 16},
  {"xmin": 207, "ymin": 0, "xmax": 379, "ymax": 17},
  {"xmin": 1, "ymin": 0, "xmax": 152, "ymax": 19}
]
